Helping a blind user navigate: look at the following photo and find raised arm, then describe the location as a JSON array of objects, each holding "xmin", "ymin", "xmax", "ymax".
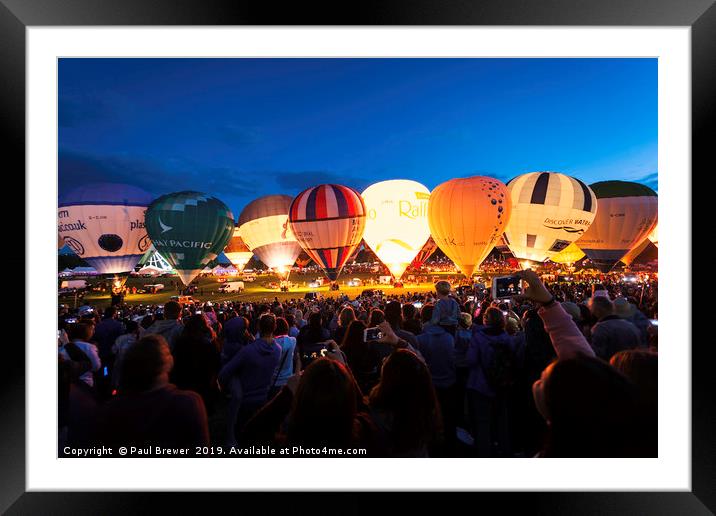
[{"xmin": 514, "ymin": 270, "xmax": 594, "ymax": 359}]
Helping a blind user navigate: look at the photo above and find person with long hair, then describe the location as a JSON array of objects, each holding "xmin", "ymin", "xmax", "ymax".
[
  {"xmin": 332, "ymin": 305, "xmax": 356, "ymax": 344},
  {"xmin": 94, "ymin": 334, "xmax": 209, "ymax": 450},
  {"xmin": 369, "ymin": 349, "xmax": 442, "ymax": 456},
  {"xmin": 171, "ymin": 314, "xmax": 221, "ymax": 415},
  {"xmin": 296, "ymin": 311, "xmax": 331, "ymax": 367},
  {"xmin": 340, "ymin": 319, "xmax": 381, "ymax": 394},
  {"xmin": 241, "ymin": 355, "xmax": 382, "ymax": 454}
]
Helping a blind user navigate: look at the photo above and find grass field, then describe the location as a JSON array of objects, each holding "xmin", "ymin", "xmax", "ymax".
[{"xmin": 62, "ymin": 270, "xmax": 486, "ymax": 308}]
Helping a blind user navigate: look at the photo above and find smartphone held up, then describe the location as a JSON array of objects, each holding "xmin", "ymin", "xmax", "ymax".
[{"xmin": 491, "ymin": 275, "xmax": 523, "ymax": 300}]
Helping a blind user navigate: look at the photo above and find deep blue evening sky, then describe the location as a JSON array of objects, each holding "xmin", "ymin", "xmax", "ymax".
[{"xmin": 59, "ymin": 58, "xmax": 657, "ymax": 212}]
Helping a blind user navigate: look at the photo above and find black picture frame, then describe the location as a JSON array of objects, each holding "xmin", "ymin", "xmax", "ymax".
[{"xmin": 3, "ymin": 0, "xmax": 712, "ymax": 512}]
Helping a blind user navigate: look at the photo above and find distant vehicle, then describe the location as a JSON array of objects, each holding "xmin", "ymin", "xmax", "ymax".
[
  {"xmin": 378, "ymin": 276, "xmax": 392, "ymax": 285},
  {"xmin": 267, "ymin": 282, "xmax": 279, "ymax": 289},
  {"xmin": 144, "ymin": 284, "xmax": 165, "ymax": 294},
  {"xmin": 219, "ymin": 281, "xmax": 245, "ymax": 293},
  {"xmin": 346, "ymin": 278, "xmax": 362, "ymax": 287},
  {"xmin": 308, "ymin": 280, "xmax": 320, "ymax": 288},
  {"xmin": 60, "ymin": 279, "xmax": 87, "ymax": 290},
  {"xmin": 242, "ymin": 273, "xmax": 257, "ymax": 282}
]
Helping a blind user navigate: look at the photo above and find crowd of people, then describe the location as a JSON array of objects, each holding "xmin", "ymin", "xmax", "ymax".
[{"xmin": 58, "ymin": 271, "xmax": 658, "ymax": 458}]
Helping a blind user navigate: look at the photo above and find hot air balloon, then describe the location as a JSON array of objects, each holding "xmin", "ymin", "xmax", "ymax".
[
  {"xmin": 648, "ymin": 224, "xmax": 658, "ymax": 247},
  {"xmin": 289, "ymin": 184, "xmax": 367, "ymax": 282},
  {"xmin": 347, "ymin": 241, "xmax": 363, "ymax": 263},
  {"xmin": 294, "ymin": 251, "xmax": 313, "ymax": 269},
  {"xmin": 223, "ymin": 226, "xmax": 254, "ymax": 273},
  {"xmin": 237, "ymin": 195, "xmax": 303, "ymax": 280},
  {"xmin": 428, "ymin": 176, "xmax": 512, "ymax": 278},
  {"xmin": 410, "ymin": 236, "xmax": 439, "ymax": 270},
  {"xmin": 549, "ymin": 242, "xmax": 585, "ymax": 265},
  {"xmin": 58, "ymin": 183, "xmax": 153, "ymax": 287},
  {"xmin": 361, "ymin": 180, "xmax": 431, "ymax": 280},
  {"xmin": 578, "ymin": 181, "xmax": 657, "ymax": 273},
  {"xmin": 503, "ymin": 172, "xmax": 598, "ymax": 263},
  {"xmin": 620, "ymin": 237, "xmax": 652, "ymax": 266},
  {"xmin": 145, "ymin": 191, "xmax": 235, "ymax": 285}
]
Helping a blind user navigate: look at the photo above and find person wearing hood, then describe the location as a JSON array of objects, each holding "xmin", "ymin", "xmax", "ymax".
[
  {"xmin": 221, "ymin": 314, "xmax": 253, "ymax": 364},
  {"xmin": 466, "ymin": 307, "xmax": 519, "ymax": 457},
  {"xmin": 145, "ymin": 301, "xmax": 184, "ymax": 352},
  {"xmin": 220, "ymin": 313, "xmax": 281, "ymax": 444},
  {"xmin": 416, "ymin": 303, "xmax": 457, "ymax": 455}
]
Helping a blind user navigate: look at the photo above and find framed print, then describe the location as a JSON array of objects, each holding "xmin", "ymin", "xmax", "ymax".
[{"xmin": 2, "ymin": 0, "xmax": 713, "ymax": 512}]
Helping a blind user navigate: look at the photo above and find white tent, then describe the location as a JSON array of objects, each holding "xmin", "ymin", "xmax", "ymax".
[
  {"xmin": 213, "ymin": 264, "xmax": 238, "ymax": 276},
  {"xmin": 70, "ymin": 266, "xmax": 99, "ymax": 275}
]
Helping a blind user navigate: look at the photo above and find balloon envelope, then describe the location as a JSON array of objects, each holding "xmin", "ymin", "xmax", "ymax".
[
  {"xmin": 289, "ymin": 184, "xmax": 366, "ymax": 281},
  {"xmin": 237, "ymin": 195, "xmax": 302, "ymax": 278},
  {"xmin": 294, "ymin": 251, "xmax": 313, "ymax": 269},
  {"xmin": 145, "ymin": 191, "xmax": 235, "ymax": 285},
  {"xmin": 620, "ymin": 237, "xmax": 652, "ymax": 266},
  {"xmin": 361, "ymin": 179, "xmax": 431, "ymax": 279},
  {"xmin": 411, "ymin": 236, "xmax": 439, "ymax": 269},
  {"xmin": 578, "ymin": 181, "xmax": 657, "ymax": 272},
  {"xmin": 648, "ymin": 224, "xmax": 658, "ymax": 247},
  {"xmin": 223, "ymin": 227, "xmax": 254, "ymax": 272},
  {"xmin": 503, "ymin": 172, "xmax": 597, "ymax": 262},
  {"xmin": 58, "ymin": 183, "xmax": 153, "ymax": 274},
  {"xmin": 428, "ymin": 176, "xmax": 511, "ymax": 277},
  {"xmin": 549, "ymin": 242, "xmax": 585, "ymax": 265}
]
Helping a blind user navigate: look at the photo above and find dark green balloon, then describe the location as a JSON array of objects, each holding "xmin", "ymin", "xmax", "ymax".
[{"xmin": 145, "ymin": 191, "xmax": 235, "ymax": 285}]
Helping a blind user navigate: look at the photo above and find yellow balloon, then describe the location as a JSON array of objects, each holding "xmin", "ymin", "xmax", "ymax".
[
  {"xmin": 504, "ymin": 172, "xmax": 597, "ymax": 262},
  {"xmin": 362, "ymin": 180, "xmax": 431, "ymax": 280},
  {"xmin": 549, "ymin": 242, "xmax": 585, "ymax": 264},
  {"xmin": 428, "ymin": 176, "xmax": 511, "ymax": 277}
]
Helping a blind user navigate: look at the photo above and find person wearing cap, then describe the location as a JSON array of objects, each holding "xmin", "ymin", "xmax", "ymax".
[
  {"xmin": 588, "ymin": 296, "xmax": 643, "ymax": 360},
  {"xmin": 613, "ymin": 297, "xmax": 651, "ymax": 347}
]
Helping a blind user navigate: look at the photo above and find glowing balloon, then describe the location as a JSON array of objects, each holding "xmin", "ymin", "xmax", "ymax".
[
  {"xmin": 428, "ymin": 176, "xmax": 512, "ymax": 277},
  {"xmin": 58, "ymin": 183, "xmax": 153, "ymax": 274},
  {"xmin": 237, "ymin": 195, "xmax": 303, "ymax": 279},
  {"xmin": 361, "ymin": 180, "xmax": 431, "ymax": 279},
  {"xmin": 145, "ymin": 191, "xmax": 235, "ymax": 285},
  {"xmin": 295, "ymin": 251, "xmax": 313, "ymax": 269},
  {"xmin": 223, "ymin": 227, "xmax": 254, "ymax": 273},
  {"xmin": 578, "ymin": 181, "xmax": 657, "ymax": 272},
  {"xmin": 411, "ymin": 236, "xmax": 439, "ymax": 269},
  {"xmin": 289, "ymin": 184, "xmax": 367, "ymax": 281},
  {"xmin": 550, "ymin": 243, "xmax": 585, "ymax": 265},
  {"xmin": 620, "ymin": 237, "xmax": 651, "ymax": 266},
  {"xmin": 648, "ymin": 224, "xmax": 658, "ymax": 247},
  {"xmin": 503, "ymin": 172, "xmax": 597, "ymax": 262}
]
